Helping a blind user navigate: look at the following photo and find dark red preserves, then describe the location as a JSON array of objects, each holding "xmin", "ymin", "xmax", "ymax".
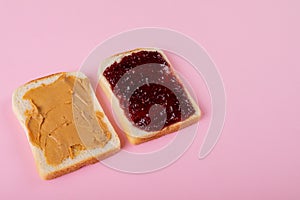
[{"xmin": 103, "ymin": 50, "xmax": 195, "ymax": 132}]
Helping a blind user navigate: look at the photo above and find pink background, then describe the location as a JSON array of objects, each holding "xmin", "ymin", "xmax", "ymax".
[{"xmin": 1, "ymin": 0, "xmax": 300, "ymax": 199}]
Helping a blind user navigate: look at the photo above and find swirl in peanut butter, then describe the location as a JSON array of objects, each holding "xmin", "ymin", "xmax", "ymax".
[{"xmin": 23, "ymin": 74, "xmax": 110, "ymax": 166}]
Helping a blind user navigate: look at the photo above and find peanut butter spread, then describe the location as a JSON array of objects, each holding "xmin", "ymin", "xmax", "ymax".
[{"xmin": 23, "ymin": 73, "xmax": 111, "ymax": 166}]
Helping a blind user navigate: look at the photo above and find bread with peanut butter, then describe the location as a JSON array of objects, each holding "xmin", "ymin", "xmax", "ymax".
[
  {"xmin": 12, "ymin": 72, "xmax": 120, "ymax": 180},
  {"xmin": 98, "ymin": 48, "xmax": 201, "ymax": 144}
]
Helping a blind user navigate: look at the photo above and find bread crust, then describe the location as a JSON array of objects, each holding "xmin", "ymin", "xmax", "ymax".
[
  {"xmin": 98, "ymin": 48, "xmax": 201, "ymax": 145},
  {"xmin": 26, "ymin": 72, "xmax": 66, "ymax": 84},
  {"xmin": 41, "ymin": 147, "xmax": 120, "ymax": 180},
  {"xmin": 43, "ymin": 156, "xmax": 98, "ymax": 180},
  {"xmin": 12, "ymin": 72, "xmax": 120, "ymax": 180}
]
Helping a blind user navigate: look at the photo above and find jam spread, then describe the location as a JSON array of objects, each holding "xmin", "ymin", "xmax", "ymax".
[{"xmin": 103, "ymin": 50, "xmax": 195, "ymax": 132}]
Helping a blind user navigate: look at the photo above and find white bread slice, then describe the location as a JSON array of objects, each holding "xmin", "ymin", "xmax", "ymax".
[
  {"xmin": 98, "ymin": 48, "xmax": 201, "ymax": 144},
  {"xmin": 12, "ymin": 72, "xmax": 120, "ymax": 180}
]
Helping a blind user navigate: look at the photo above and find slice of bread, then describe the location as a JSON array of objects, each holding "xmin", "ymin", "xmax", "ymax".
[
  {"xmin": 98, "ymin": 48, "xmax": 201, "ymax": 145},
  {"xmin": 12, "ymin": 72, "xmax": 120, "ymax": 180}
]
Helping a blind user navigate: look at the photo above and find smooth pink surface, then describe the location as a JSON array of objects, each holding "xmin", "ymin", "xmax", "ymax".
[{"xmin": 1, "ymin": 0, "xmax": 300, "ymax": 199}]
